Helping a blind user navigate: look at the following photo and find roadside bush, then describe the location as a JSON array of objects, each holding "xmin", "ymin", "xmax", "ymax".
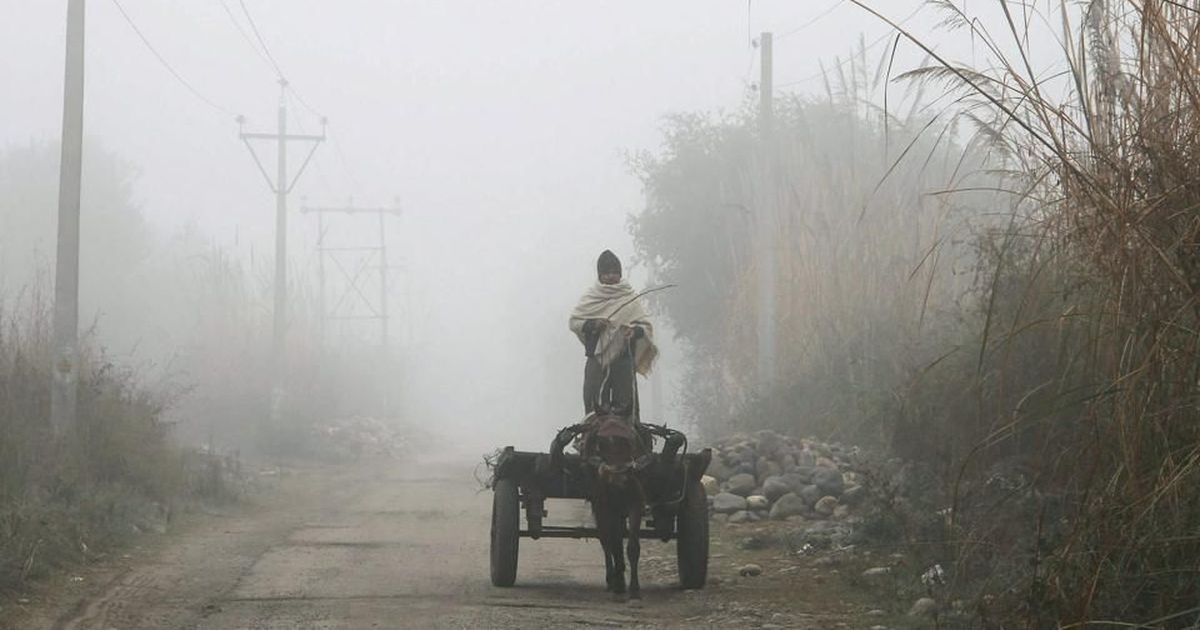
[{"xmin": 0, "ymin": 295, "xmax": 184, "ymax": 592}]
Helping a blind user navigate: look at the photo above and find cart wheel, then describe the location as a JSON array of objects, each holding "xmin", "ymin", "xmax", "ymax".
[
  {"xmin": 676, "ymin": 477, "xmax": 709, "ymax": 589},
  {"xmin": 490, "ymin": 478, "xmax": 520, "ymax": 587}
]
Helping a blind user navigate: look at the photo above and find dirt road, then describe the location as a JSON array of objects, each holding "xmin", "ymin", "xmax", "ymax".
[
  {"xmin": 8, "ymin": 452, "xmax": 891, "ymax": 629},
  {"xmin": 10, "ymin": 454, "xmax": 714, "ymax": 629}
]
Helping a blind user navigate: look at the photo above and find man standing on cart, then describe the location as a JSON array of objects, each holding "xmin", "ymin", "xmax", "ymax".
[{"xmin": 569, "ymin": 250, "xmax": 658, "ymax": 419}]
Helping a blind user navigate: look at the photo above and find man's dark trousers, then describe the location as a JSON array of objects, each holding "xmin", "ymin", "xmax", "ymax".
[{"xmin": 583, "ymin": 351, "xmax": 635, "ymax": 415}]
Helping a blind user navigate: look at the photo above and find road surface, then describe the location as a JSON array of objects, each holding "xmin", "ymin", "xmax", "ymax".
[{"xmin": 25, "ymin": 454, "xmax": 722, "ymax": 629}]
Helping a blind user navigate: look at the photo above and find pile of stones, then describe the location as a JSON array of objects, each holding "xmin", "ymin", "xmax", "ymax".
[
  {"xmin": 311, "ymin": 416, "xmax": 411, "ymax": 460},
  {"xmin": 702, "ymin": 430, "xmax": 867, "ymax": 525}
]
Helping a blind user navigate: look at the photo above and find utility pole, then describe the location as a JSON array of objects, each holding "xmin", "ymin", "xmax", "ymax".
[
  {"xmin": 239, "ymin": 80, "xmax": 325, "ymax": 426},
  {"xmin": 51, "ymin": 0, "xmax": 87, "ymax": 436},
  {"xmin": 756, "ymin": 31, "xmax": 777, "ymax": 386}
]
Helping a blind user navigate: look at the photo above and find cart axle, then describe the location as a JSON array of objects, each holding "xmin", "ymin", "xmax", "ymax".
[{"xmin": 520, "ymin": 525, "xmax": 676, "ymax": 540}]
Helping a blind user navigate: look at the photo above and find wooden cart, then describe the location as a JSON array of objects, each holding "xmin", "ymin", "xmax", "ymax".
[{"xmin": 488, "ymin": 428, "xmax": 711, "ymax": 590}]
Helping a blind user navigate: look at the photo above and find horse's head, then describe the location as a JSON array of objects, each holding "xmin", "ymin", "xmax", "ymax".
[{"xmin": 585, "ymin": 416, "xmax": 649, "ymax": 488}]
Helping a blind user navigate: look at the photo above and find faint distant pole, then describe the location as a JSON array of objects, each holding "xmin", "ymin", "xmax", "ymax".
[
  {"xmin": 648, "ymin": 258, "xmax": 665, "ymax": 423},
  {"xmin": 756, "ymin": 31, "xmax": 777, "ymax": 386},
  {"xmin": 316, "ymin": 204, "xmax": 326, "ymax": 347},
  {"xmin": 376, "ymin": 203, "xmax": 391, "ymax": 415},
  {"xmin": 51, "ymin": 0, "xmax": 87, "ymax": 436},
  {"xmin": 377, "ymin": 202, "xmax": 390, "ymax": 350},
  {"xmin": 239, "ymin": 80, "xmax": 325, "ymax": 427}
]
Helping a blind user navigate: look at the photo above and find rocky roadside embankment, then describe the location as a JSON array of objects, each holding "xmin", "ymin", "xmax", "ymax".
[
  {"xmin": 690, "ymin": 430, "xmax": 962, "ymax": 628},
  {"xmin": 702, "ymin": 430, "xmax": 866, "ymax": 532}
]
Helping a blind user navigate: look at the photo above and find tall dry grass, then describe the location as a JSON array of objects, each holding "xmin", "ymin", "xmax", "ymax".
[
  {"xmin": 699, "ymin": 45, "xmax": 1006, "ymax": 449},
  {"xmin": 861, "ymin": 0, "xmax": 1200, "ymax": 622},
  {"xmin": 635, "ymin": 1, "xmax": 1200, "ymax": 622}
]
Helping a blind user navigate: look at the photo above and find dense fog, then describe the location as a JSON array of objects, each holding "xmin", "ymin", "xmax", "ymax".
[
  {"xmin": 11, "ymin": 2, "xmax": 1200, "ymax": 626},
  {"xmin": 1, "ymin": 1, "xmax": 1049, "ymax": 451}
]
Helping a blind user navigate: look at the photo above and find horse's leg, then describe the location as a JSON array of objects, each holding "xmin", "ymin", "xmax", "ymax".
[
  {"xmin": 627, "ymin": 500, "xmax": 643, "ymax": 601},
  {"xmin": 610, "ymin": 507, "xmax": 627, "ymax": 597},
  {"xmin": 593, "ymin": 502, "xmax": 616, "ymax": 591},
  {"xmin": 602, "ymin": 537, "xmax": 615, "ymax": 592}
]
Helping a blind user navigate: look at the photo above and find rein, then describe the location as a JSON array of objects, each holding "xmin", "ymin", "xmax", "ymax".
[{"xmin": 587, "ymin": 453, "xmax": 654, "ymax": 475}]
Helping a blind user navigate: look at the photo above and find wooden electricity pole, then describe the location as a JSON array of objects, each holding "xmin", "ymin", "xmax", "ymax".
[
  {"xmin": 239, "ymin": 80, "xmax": 325, "ymax": 426},
  {"xmin": 51, "ymin": 0, "xmax": 87, "ymax": 435},
  {"xmin": 756, "ymin": 31, "xmax": 777, "ymax": 386}
]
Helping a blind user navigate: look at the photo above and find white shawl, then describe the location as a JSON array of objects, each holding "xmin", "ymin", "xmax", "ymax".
[{"xmin": 569, "ymin": 280, "xmax": 658, "ymax": 374}]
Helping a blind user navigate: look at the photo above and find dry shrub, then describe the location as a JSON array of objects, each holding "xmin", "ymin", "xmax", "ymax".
[{"xmin": 0, "ymin": 291, "xmax": 184, "ymax": 592}]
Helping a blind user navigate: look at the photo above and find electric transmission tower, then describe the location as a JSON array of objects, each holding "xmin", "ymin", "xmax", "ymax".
[{"xmin": 301, "ymin": 203, "xmax": 402, "ymax": 349}]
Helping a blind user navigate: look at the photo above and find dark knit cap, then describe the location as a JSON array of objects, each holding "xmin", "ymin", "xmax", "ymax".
[{"xmin": 597, "ymin": 250, "xmax": 621, "ymax": 276}]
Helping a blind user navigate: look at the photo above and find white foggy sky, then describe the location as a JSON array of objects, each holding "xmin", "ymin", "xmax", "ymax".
[
  {"xmin": 2, "ymin": 1, "xmax": 1062, "ymax": 448},
  {"xmin": 3, "ymin": 1, "xmax": 955, "ymax": 237}
]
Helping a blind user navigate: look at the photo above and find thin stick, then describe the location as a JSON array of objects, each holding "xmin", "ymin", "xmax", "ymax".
[{"xmin": 605, "ymin": 284, "xmax": 679, "ymax": 322}]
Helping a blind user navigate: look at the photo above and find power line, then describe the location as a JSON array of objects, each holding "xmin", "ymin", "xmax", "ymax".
[
  {"xmin": 109, "ymin": 0, "xmax": 237, "ymax": 117},
  {"xmin": 776, "ymin": 0, "xmax": 844, "ymax": 40},
  {"xmin": 776, "ymin": 32, "xmax": 893, "ymax": 88},
  {"xmin": 744, "ymin": 48, "xmax": 757, "ymax": 86},
  {"xmin": 327, "ymin": 125, "xmax": 362, "ymax": 193},
  {"xmin": 236, "ymin": 0, "xmax": 286, "ymax": 80},
  {"xmin": 775, "ymin": 4, "xmax": 922, "ymax": 89},
  {"xmin": 741, "ymin": 2, "xmax": 756, "ymax": 87},
  {"xmin": 288, "ymin": 85, "xmax": 323, "ymax": 119},
  {"xmin": 236, "ymin": 0, "xmax": 325, "ymax": 119},
  {"xmin": 218, "ymin": 0, "xmax": 275, "ymax": 75},
  {"xmin": 746, "ymin": 0, "xmax": 753, "ymax": 45}
]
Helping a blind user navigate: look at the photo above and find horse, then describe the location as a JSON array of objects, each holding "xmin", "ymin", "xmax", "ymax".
[{"xmin": 582, "ymin": 415, "xmax": 651, "ymax": 602}]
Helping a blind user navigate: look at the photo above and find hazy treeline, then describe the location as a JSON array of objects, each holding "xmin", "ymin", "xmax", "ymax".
[
  {"xmin": 631, "ymin": 1, "xmax": 1200, "ymax": 624},
  {"xmin": 0, "ymin": 140, "xmax": 399, "ymax": 591},
  {"xmin": 1, "ymin": 140, "xmax": 399, "ymax": 448}
]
